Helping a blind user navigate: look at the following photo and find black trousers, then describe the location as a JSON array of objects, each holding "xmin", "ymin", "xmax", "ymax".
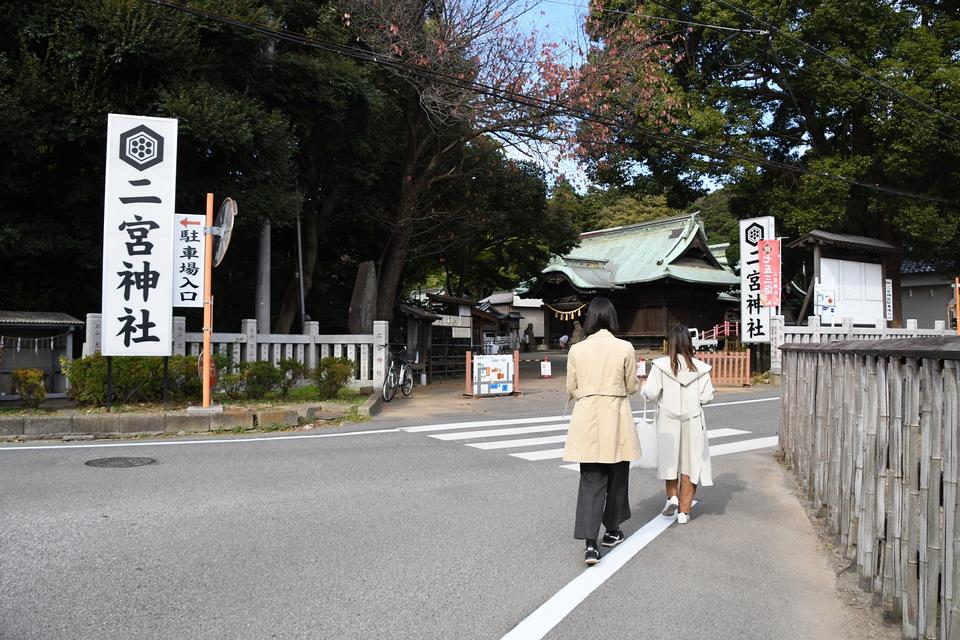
[{"xmin": 574, "ymin": 461, "xmax": 631, "ymax": 540}]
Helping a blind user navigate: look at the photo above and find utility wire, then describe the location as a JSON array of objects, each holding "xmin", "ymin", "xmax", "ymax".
[
  {"xmin": 710, "ymin": 0, "xmax": 960, "ymax": 128},
  {"xmin": 641, "ymin": 0, "xmax": 958, "ymax": 143},
  {"xmin": 142, "ymin": 0, "xmax": 956, "ymax": 205},
  {"xmin": 541, "ymin": 0, "xmax": 768, "ymax": 34}
]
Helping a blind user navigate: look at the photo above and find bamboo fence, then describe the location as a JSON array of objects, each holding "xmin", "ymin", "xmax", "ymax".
[{"xmin": 781, "ymin": 337, "xmax": 960, "ymax": 639}]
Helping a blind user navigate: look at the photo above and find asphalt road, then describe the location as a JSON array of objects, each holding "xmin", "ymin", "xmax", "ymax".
[{"xmin": 0, "ymin": 387, "xmax": 852, "ymax": 640}]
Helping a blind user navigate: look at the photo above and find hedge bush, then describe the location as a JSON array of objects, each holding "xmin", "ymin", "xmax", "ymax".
[
  {"xmin": 14, "ymin": 368, "xmax": 46, "ymax": 408},
  {"xmin": 278, "ymin": 358, "xmax": 306, "ymax": 399},
  {"xmin": 313, "ymin": 357, "xmax": 354, "ymax": 400},
  {"xmin": 64, "ymin": 354, "xmax": 218, "ymax": 405}
]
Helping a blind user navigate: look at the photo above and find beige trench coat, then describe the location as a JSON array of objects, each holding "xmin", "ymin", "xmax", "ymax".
[
  {"xmin": 562, "ymin": 329, "xmax": 641, "ymax": 463},
  {"xmin": 641, "ymin": 357, "xmax": 715, "ymax": 486}
]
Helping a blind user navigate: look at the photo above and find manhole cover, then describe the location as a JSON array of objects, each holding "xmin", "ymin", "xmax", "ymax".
[{"xmin": 85, "ymin": 457, "xmax": 157, "ymax": 468}]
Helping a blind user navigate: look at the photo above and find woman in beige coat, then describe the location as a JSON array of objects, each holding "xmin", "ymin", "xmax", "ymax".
[
  {"xmin": 563, "ymin": 297, "xmax": 641, "ymax": 565},
  {"xmin": 641, "ymin": 325, "xmax": 715, "ymax": 524}
]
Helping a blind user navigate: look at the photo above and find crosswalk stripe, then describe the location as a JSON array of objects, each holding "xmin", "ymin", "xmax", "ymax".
[
  {"xmin": 402, "ymin": 415, "xmax": 570, "ymax": 433},
  {"xmin": 511, "ymin": 448, "xmax": 566, "ymax": 461},
  {"xmin": 560, "ymin": 435, "xmax": 779, "ymax": 471},
  {"xmin": 704, "ymin": 428, "xmax": 751, "ymax": 439},
  {"xmin": 402, "ymin": 397, "xmax": 779, "ymax": 433},
  {"xmin": 429, "ymin": 423, "xmax": 569, "ymax": 441},
  {"xmin": 467, "ymin": 435, "xmax": 568, "ymax": 450},
  {"xmin": 510, "ymin": 428, "xmax": 752, "ymax": 463},
  {"xmin": 708, "ymin": 436, "xmax": 779, "ymax": 456}
]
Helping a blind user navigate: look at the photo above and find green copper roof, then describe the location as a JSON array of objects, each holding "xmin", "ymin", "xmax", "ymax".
[{"xmin": 542, "ymin": 214, "xmax": 738, "ymax": 290}]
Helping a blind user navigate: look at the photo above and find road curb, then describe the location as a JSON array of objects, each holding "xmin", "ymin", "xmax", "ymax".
[
  {"xmin": 357, "ymin": 392, "xmax": 382, "ymax": 417},
  {"xmin": 0, "ymin": 402, "xmax": 355, "ymax": 440}
]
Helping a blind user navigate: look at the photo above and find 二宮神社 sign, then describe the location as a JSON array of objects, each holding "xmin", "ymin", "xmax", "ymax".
[
  {"xmin": 101, "ymin": 114, "xmax": 178, "ymax": 355},
  {"xmin": 739, "ymin": 216, "xmax": 775, "ymax": 343},
  {"xmin": 173, "ymin": 214, "xmax": 205, "ymax": 308}
]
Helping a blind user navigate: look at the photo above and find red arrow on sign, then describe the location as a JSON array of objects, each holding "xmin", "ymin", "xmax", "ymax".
[{"xmin": 179, "ymin": 217, "xmax": 202, "ymax": 228}]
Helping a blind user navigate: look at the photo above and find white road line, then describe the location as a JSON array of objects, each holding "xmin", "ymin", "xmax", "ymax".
[
  {"xmin": 468, "ymin": 435, "xmax": 568, "ymax": 450},
  {"xmin": 500, "ymin": 509, "xmax": 690, "ymax": 640},
  {"xmin": 559, "ymin": 433, "xmax": 775, "ymax": 472},
  {"xmin": 511, "ymin": 448, "xmax": 566, "ymax": 461},
  {"xmin": 475, "ymin": 428, "xmax": 746, "ymax": 454},
  {"xmin": 705, "ymin": 428, "xmax": 751, "ymax": 439},
  {"xmin": 0, "ymin": 428, "xmax": 402, "ymax": 452},
  {"xmin": 402, "ymin": 415, "xmax": 573, "ymax": 433},
  {"xmin": 430, "ymin": 423, "xmax": 569, "ymax": 441},
  {"xmin": 404, "ymin": 397, "xmax": 778, "ymax": 433},
  {"xmin": 709, "ymin": 436, "xmax": 780, "ymax": 456}
]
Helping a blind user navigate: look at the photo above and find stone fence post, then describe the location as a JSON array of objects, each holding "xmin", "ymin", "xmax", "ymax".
[
  {"xmin": 173, "ymin": 316, "xmax": 186, "ymax": 355},
  {"xmin": 83, "ymin": 313, "xmax": 102, "ymax": 356},
  {"xmin": 240, "ymin": 319, "xmax": 257, "ymax": 362},
  {"xmin": 373, "ymin": 321, "xmax": 389, "ymax": 388},
  {"xmin": 303, "ymin": 321, "xmax": 320, "ymax": 370}
]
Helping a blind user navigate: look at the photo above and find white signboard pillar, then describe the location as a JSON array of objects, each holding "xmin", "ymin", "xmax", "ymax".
[
  {"xmin": 101, "ymin": 114, "xmax": 178, "ymax": 356},
  {"xmin": 739, "ymin": 216, "xmax": 775, "ymax": 344}
]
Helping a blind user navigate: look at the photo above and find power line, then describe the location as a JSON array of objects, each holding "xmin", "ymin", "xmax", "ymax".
[
  {"xmin": 710, "ymin": 0, "xmax": 960, "ymax": 128},
  {"xmin": 142, "ymin": 0, "xmax": 956, "ymax": 205},
  {"xmin": 640, "ymin": 0, "xmax": 958, "ymax": 143},
  {"xmin": 540, "ymin": 0, "xmax": 767, "ymax": 34}
]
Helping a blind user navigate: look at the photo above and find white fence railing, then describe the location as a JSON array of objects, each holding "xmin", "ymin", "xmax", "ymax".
[
  {"xmin": 83, "ymin": 314, "xmax": 388, "ymax": 389},
  {"xmin": 771, "ymin": 315, "xmax": 953, "ymax": 375}
]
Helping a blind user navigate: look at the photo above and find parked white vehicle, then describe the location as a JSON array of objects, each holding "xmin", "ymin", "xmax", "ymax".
[{"xmin": 689, "ymin": 328, "xmax": 717, "ymax": 352}]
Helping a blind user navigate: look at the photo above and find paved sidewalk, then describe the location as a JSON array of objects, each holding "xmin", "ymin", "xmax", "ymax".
[{"xmin": 372, "ymin": 371, "xmax": 897, "ymax": 639}]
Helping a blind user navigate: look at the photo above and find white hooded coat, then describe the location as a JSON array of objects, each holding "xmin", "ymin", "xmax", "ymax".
[{"xmin": 641, "ymin": 356, "xmax": 715, "ymax": 486}]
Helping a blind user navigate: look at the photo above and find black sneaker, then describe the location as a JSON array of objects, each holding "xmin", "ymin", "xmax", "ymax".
[
  {"xmin": 584, "ymin": 545, "xmax": 601, "ymax": 565},
  {"xmin": 601, "ymin": 530, "xmax": 625, "ymax": 547}
]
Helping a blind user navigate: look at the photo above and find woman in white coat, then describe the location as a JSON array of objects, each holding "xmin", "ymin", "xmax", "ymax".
[
  {"xmin": 563, "ymin": 297, "xmax": 641, "ymax": 565},
  {"xmin": 641, "ymin": 325, "xmax": 715, "ymax": 523}
]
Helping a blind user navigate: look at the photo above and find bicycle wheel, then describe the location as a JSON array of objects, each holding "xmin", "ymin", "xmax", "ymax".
[
  {"xmin": 400, "ymin": 365, "xmax": 414, "ymax": 396},
  {"xmin": 382, "ymin": 368, "xmax": 397, "ymax": 402}
]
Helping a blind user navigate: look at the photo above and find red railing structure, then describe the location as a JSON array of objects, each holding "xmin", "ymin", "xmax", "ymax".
[
  {"xmin": 701, "ymin": 321, "xmax": 740, "ymax": 342},
  {"xmin": 698, "ymin": 348, "xmax": 751, "ymax": 386}
]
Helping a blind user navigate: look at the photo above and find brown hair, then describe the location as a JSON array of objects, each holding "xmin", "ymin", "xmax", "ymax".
[
  {"xmin": 667, "ymin": 324, "xmax": 696, "ymax": 375},
  {"xmin": 583, "ymin": 297, "xmax": 619, "ymax": 335}
]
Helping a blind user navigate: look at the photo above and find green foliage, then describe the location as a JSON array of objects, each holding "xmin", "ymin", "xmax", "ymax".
[
  {"xmin": 278, "ymin": 358, "xmax": 306, "ymax": 399},
  {"xmin": 64, "ymin": 354, "xmax": 207, "ymax": 405},
  {"xmin": 313, "ymin": 357, "xmax": 354, "ymax": 400},
  {"xmin": 241, "ymin": 361, "xmax": 282, "ymax": 400},
  {"xmin": 586, "ymin": 0, "xmax": 960, "ymax": 270},
  {"xmin": 218, "ymin": 360, "xmax": 281, "ymax": 401},
  {"xmin": 13, "ymin": 368, "xmax": 45, "ymax": 408}
]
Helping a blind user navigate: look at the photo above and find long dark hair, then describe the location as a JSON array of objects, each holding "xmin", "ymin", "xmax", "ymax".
[
  {"xmin": 583, "ymin": 297, "xmax": 619, "ymax": 335},
  {"xmin": 667, "ymin": 324, "xmax": 696, "ymax": 375}
]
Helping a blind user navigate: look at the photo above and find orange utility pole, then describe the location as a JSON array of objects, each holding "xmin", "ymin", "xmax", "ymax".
[{"xmin": 202, "ymin": 193, "xmax": 214, "ymax": 407}]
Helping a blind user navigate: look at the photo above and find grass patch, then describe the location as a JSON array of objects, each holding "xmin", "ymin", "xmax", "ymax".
[{"xmin": 0, "ymin": 407, "xmax": 57, "ymax": 416}]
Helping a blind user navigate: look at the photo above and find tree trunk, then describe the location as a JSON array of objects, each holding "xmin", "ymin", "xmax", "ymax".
[
  {"xmin": 376, "ymin": 181, "xmax": 417, "ymax": 322},
  {"xmin": 377, "ymin": 109, "xmax": 428, "ymax": 322}
]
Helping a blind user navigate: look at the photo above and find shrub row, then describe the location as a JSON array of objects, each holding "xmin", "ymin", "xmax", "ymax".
[{"xmin": 62, "ymin": 355, "xmax": 355, "ymax": 406}]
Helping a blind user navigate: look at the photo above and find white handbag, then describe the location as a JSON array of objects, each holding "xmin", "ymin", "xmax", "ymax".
[{"xmin": 635, "ymin": 398, "xmax": 658, "ymax": 469}]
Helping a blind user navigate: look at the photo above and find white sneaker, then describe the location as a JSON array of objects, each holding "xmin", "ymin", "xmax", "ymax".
[
  {"xmin": 677, "ymin": 512, "xmax": 690, "ymax": 524},
  {"xmin": 662, "ymin": 496, "xmax": 679, "ymax": 516}
]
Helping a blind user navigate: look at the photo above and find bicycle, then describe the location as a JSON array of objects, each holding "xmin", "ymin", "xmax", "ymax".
[{"xmin": 382, "ymin": 346, "xmax": 414, "ymax": 402}]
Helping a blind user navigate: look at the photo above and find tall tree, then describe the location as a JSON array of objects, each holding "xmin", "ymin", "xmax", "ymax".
[
  {"xmin": 580, "ymin": 0, "xmax": 960, "ymax": 320},
  {"xmin": 0, "ymin": 0, "xmax": 301, "ymax": 320},
  {"xmin": 341, "ymin": 0, "xmax": 678, "ymax": 320}
]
